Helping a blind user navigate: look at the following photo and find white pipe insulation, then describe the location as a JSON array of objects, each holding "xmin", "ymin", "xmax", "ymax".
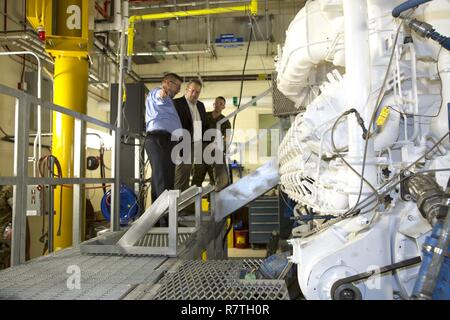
[
  {"xmin": 343, "ymin": 0, "xmax": 377, "ymax": 205},
  {"xmin": 276, "ymin": 0, "xmax": 344, "ymax": 103}
]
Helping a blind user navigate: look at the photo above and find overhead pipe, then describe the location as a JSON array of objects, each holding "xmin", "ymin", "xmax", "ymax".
[
  {"xmin": 0, "ymin": 29, "xmax": 136, "ymax": 85},
  {"xmin": 129, "ymin": 0, "xmax": 251, "ymax": 10},
  {"xmin": 13, "ymin": 39, "xmax": 48, "ymax": 59},
  {"xmin": 107, "ymin": 1, "xmax": 142, "ymax": 82},
  {"xmin": 93, "ymin": 36, "xmax": 141, "ymax": 82},
  {"xmin": 10, "ymin": 39, "xmax": 51, "ymax": 63},
  {"xmin": 127, "ymin": 0, "xmax": 258, "ymax": 56},
  {"xmin": 18, "ymin": 35, "xmax": 118, "ymax": 87},
  {"xmin": 9, "ymin": 36, "xmax": 138, "ymax": 86},
  {"xmin": 0, "ymin": 35, "xmax": 49, "ymax": 61},
  {"xmin": 140, "ymin": 73, "xmax": 270, "ymax": 82},
  {"xmin": 0, "ymin": 30, "xmax": 47, "ymax": 49},
  {"xmin": 133, "ymin": 49, "xmax": 210, "ymax": 56}
]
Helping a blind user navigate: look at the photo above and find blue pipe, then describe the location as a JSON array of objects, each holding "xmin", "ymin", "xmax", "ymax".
[
  {"xmin": 412, "ymin": 222, "xmax": 450, "ymax": 299},
  {"xmin": 429, "ymin": 31, "xmax": 450, "ymax": 51},
  {"xmin": 392, "ymin": 0, "xmax": 433, "ymax": 17}
]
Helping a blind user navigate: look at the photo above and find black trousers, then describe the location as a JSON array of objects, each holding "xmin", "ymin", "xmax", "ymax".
[{"xmin": 145, "ymin": 132, "xmax": 177, "ymax": 204}]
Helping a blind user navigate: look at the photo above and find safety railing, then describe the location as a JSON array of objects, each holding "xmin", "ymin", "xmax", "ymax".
[
  {"xmin": 209, "ymin": 87, "xmax": 280, "ymax": 222},
  {"xmin": 215, "ymin": 87, "xmax": 274, "ymax": 176},
  {"xmin": 80, "ymin": 184, "xmax": 216, "ymax": 257},
  {"xmin": 0, "ymin": 84, "xmax": 122, "ymax": 267}
]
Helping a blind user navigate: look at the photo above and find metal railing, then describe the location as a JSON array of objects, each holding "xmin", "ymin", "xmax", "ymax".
[
  {"xmin": 80, "ymin": 184, "xmax": 216, "ymax": 257},
  {"xmin": 0, "ymin": 84, "xmax": 121, "ymax": 266},
  {"xmin": 214, "ymin": 87, "xmax": 274, "ymax": 176},
  {"xmin": 0, "ymin": 51, "xmax": 43, "ymax": 178}
]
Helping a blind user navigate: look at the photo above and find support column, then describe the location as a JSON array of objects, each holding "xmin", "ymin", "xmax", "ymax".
[{"xmin": 52, "ymin": 56, "xmax": 88, "ymax": 250}]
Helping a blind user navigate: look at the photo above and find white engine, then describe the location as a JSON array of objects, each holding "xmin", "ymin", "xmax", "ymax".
[{"xmin": 276, "ymin": 0, "xmax": 450, "ymax": 299}]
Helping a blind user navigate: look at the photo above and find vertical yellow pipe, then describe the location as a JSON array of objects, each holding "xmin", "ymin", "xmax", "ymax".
[
  {"xmin": 127, "ymin": 19, "xmax": 135, "ymax": 57},
  {"xmin": 52, "ymin": 55, "xmax": 88, "ymax": 250},
  {"xmin": 26, "ymin": 0, "xmax": 90, "ymax": 251},
  {"xmin": 250, "ymin": 0, "xmax": 258, "ymax": 15}
]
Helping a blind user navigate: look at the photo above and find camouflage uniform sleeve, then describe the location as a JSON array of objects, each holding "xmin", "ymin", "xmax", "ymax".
[{"xmin": 0, "ymin": 186, "xmax": 13, "ymax": 225}]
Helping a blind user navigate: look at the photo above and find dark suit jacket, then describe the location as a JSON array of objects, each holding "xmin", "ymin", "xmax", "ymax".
[{"xmin": 173, "ymin": 96, "xmax": 207, "ymax": 141}]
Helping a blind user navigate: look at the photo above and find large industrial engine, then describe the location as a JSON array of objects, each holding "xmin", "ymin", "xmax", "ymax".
[{"xmin": 276, "ymin": 0, "xmax": 450, "ymax": 299}]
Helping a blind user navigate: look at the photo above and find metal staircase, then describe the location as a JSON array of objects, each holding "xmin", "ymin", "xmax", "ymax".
[{"xmin": 79, "ymin": 158, "xmax": 279, "ymax": 257}]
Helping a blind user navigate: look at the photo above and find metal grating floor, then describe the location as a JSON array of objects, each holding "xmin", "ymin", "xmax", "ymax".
[
  {"xmin": 150, "ymin": 259, "xmax": 289, "ymax": 300},
  {"xmin": 0, "ymin": 248, "xmax": 170, "ymax": 300},
  {"xmin": 134, "ymin": 233, "xmax": 191, "ymax": 247}
]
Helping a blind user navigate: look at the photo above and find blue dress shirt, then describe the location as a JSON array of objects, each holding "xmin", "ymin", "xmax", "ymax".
[{"xmin": 145, "ymin": 88, "xmax": 182, "ymax": 136}]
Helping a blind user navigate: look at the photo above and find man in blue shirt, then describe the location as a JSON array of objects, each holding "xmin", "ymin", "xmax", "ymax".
[{"xmin": 145, "ymin": 73, "xmax": 183, "ymax": 218}]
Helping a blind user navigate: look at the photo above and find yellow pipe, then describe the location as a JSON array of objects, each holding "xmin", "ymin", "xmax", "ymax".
[
  {"xmin": 26, "ymin": 0, "xmax": 90, "ymax": 251},
  {"xmin": 127, "ymin": 0, "xmax": 258, "ymax": 56},
  {"xmin": 133, "ymin": 5, "xmax": 248, "ymax": 21},
  {"xmin": 52, "ymin": 55, "xmax": 88, "ymax": 250},
  {"xmin": 128, "ymin": 20, "xmax": 135, "ymax": 58},
  {"xmin": 250, "ymin": 0, "xmax": 258, "ymax": 15}
]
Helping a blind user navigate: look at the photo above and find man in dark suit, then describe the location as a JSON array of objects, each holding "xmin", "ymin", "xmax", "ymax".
[{"xmin": 173, "ymin": 79, "xmax": 207, "ymax": 192}]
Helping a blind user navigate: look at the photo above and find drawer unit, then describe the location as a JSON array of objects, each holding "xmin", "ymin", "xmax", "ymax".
[{"xmin": 248, "ymin": 196, "xmax": 279, "ymax": 245}]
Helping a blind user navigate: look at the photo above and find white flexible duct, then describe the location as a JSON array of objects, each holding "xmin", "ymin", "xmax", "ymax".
[{"xmin": 276, "ymin": 0, "xmax": 344, "ymax": 103}]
